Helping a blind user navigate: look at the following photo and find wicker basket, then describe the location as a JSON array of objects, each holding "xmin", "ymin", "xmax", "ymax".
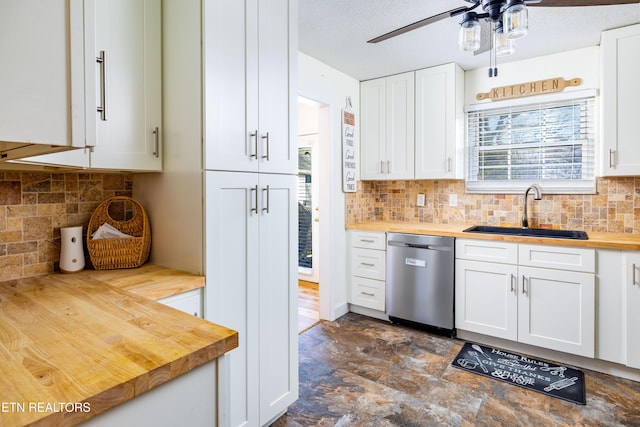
[{"xmin": 87, "ymin": 196, "xmax": 151, "ymax": 270}]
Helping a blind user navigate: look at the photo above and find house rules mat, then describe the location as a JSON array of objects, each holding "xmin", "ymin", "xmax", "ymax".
[{"xmin": 451, "ymin": 342, "xmax": 586, "ymax": 405}]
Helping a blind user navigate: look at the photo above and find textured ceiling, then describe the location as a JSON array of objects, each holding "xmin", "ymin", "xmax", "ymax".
[{"xmin": 299, "ymin": 0, "xmax": 640, "ymax": 81}]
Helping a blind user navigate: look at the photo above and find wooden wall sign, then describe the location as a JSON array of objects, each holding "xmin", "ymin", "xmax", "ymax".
[{"xmin": 476, "ymin": 77, "xmax": 582, "ymax": 101}]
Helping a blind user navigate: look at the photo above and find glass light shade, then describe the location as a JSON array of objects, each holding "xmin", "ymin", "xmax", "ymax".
[
  {"xmin": 459, "ymin": 19, "xmax": 481, "ymax": 52},
  {"xmin": 504, "ymin": 3, "xmax": 528, "ymax": 39},
  {"xmin": 495, "ymin": 28, "xmax": 515, "ymax": 57}
]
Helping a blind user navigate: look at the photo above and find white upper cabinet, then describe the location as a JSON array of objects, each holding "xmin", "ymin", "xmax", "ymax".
[
  {"xmin": 88, "ymin": 0, "xmax": 162, "ymax": 171},
  {"xmin": 600, "ymin": 23, "xmax": 640, "ymax": 176},
  {"xmin": 8, "ymin": 0, "xmax": 162, "ymax": 171},
  {"xmin": 360, "ymin": 72, "xmax": 415, "ymax": 180},
  {"xmin": 204, "ymin": 0, "xmax": 295, "ymax": 174},
  {"xmin": 0, "ymin": 0, "xmax": 84, "ymax": 160},
  {"xmin": 415, "ymin": 63, "xmax": 464, "ymax": 179}
]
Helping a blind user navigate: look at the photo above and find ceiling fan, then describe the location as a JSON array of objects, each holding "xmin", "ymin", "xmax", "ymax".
[
  {"xmin": 367, "ymin": 0, "xmax": 639, "ymax": 76},
  {"xmin": 367, "ymin": 0, "xmax": 640, "ymax": 50}
]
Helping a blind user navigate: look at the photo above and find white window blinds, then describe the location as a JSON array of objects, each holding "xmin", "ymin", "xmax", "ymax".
[{"xmin": 466, "ymin": 92, "xmax": 596, "ymax": 194}]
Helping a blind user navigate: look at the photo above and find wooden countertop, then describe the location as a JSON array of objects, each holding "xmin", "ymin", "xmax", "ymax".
[
  {"xmin": 67, "ymin": 263, "xmax": 205, "ymax": 301},
  {"xmin": 0, "ymin": 267, "xmax": 237, "ymax": 427},
  {"xmin": 347, "ymin": 221, "xmax": 640, "ymax": 250}
]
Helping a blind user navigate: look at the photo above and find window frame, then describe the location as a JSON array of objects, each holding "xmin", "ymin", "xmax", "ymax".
[{"xmin": 464, "ymin": 89, "xmax": 598, "ymax": 195}]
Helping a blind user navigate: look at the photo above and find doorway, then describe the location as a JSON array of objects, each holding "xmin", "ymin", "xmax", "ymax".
[{"xmin": 297, "ymin": 97, "xmax": 325, "ymax": 332}]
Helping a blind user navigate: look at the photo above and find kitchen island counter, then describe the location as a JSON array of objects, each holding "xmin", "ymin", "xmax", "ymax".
[{"xmin": 0, "ymin": 269, "xmax": 237, "ymax": 427}]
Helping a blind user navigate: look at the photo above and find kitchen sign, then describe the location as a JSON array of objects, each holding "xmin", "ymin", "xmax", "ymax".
[
  {"xmin": 342, "ymin": 97, "xmax": 357, "ymax": 193},
  {"xmin": 477, "ymin": 77, "xmax": 582, "ymax": 101}
]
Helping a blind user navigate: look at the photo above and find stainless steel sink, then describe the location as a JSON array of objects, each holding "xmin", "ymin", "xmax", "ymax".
[{"xmin": 463, "ymin": 225, "xmax": 588, "ymax": 240}]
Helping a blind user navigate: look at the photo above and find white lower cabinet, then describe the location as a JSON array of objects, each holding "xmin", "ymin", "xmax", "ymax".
[
  {"xmin": 157, "ymin": 288, "xmax": 202, "ymax": 317},
  {"xmin": 597, "ymin": 249, "xmax": 640, "ymax": 369},
  {"xmin": 455, "ymin": 239, "xmax": 595, "ymax": 358},
  {"xmin": 204, "ymin": 171, "xmax": 297, "ymax": 427},
  {"xmin": 626, "ymin": 252, "xmax": 640, "ymax": 369},
  {"xmin": 348, "ymin": 231, "xmax": 386, "ymax": 312}
]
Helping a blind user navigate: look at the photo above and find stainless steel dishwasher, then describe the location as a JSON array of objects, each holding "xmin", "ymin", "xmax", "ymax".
[{"xmin": 386, "ymin": 233, "xmax": 455, "ymax": 335}]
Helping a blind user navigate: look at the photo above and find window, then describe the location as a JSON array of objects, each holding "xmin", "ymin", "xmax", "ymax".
[{"xmin": 466, "ymin": 91, "xmax": 596, "ymax": 194}]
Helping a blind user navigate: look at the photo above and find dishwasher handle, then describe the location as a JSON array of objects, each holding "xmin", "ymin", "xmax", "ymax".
[{"xmin": 388, "ymin": 241, "xmax": 451, "ymax": 252}]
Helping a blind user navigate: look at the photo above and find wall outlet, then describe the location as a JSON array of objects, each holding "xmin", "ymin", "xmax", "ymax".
[
  {"xmin": 416, "ymin": 193, "xmax": 425, "ymax": 207},
  {"xmin": 449, "ymin": 194, "xmax": 458, "ymax": 207}
]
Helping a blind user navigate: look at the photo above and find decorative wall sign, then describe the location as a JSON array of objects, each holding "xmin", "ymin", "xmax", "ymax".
[
  {"xmin": 342, "ymin": 97, "xmax": 357, "ymax": 193},
  {"xmin": 476, "ymin": 77, "xmax": 582, "ymax": 101}
]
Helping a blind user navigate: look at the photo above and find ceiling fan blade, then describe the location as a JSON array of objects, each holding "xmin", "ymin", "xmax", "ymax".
[
  {"xmin": 528, "ymin": 0, "xmax": 639, "ymax": 6},
  {"xmin": 367, "ymin": 7, "xmax": 467, "ymax": 43}
]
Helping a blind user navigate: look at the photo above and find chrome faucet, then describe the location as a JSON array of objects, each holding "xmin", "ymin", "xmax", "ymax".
[{"xmin": 522, "ymin": 184, "xmax": 542, "ymax": 229}]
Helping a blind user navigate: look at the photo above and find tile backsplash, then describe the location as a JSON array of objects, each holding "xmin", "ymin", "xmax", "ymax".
[
  {"xmin": 346, "ymin": 177, "xmax": 640, "ymax": 234},
  {"xmin": 0, "ymin": 172, "xmax": 133, "ymax": 281}
]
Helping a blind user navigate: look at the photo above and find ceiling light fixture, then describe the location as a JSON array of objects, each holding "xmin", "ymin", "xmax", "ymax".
[{"xmin": 455, "ymin": 0, "xmax": 533, "ymax": 76}]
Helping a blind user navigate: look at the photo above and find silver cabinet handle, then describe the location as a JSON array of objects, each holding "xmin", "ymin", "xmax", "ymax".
[
  {"xmin": 360, "ymin": 262, "xmax": 375, "ymax": 267},
  {"xmin": 380, "ymin": 161, "xmax": 384, "ymax": 174},
  {"xmin": 262, "ymin": 185, "xmax": 270, "ymax": 213},
  {"xmin": 633, "ymin": 263, "xmax": 638, "ymax": 287},
  {"xmin": 96, "ymin": 50, "xmax": 107, "ymax": 121},
  {"xmin": 447, "ymin": 157, "xmax": 452, "ymax": 172},
  {"xmin": 609, "ymin": 149, "xmax": 616, "ymax": 168},
  {"xmin": 361, "ymin": 292, "xmax": 375, "ymax": 297},
  {"xmin": 261, "ymin": 132, "xmax": 270, "ymax": 160},
  {"xmin": 359, "ymin": 239, "xmax": 375, "ymax": 243},
  {"xmin": 250, "ymin": 185, "xmax": 258, "ymax": 214},
  {"xmin": 249, "ymin": 130, "xmax": 258, "ymax": 159},
  {"xmin": 510, "ymin": 274, "xmax": 515, "ymax": 293},
  {"xmin": 522, "ymin": 275, "xmax": 527, "ymax": 295},
  {"xmin": 152, "ymin": 127, "xmax": 160, "ymax": 158},
  {"xmin": 387, "ymin": 160, "xmax": 391, "ymax": 174}
]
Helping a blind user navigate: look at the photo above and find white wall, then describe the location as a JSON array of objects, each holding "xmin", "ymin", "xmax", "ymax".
[
  {"xmin": 133, "ymin": 0, "xmax": 203, "ymax": 274},
  {"xmin": 465, "ymin": 46, "xmax": 600, "ymax": 105},
  {"xmin": 298, "ymin": 52, "xmax": 360, "ymax": 320}
]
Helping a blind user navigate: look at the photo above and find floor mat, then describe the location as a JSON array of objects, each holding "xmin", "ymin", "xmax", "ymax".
[{"xmin": 451, "ymin": 342, "xmax": 586, "ymax": 405}]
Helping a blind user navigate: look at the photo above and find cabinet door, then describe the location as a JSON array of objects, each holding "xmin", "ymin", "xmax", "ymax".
[
  {"xmin": 205, "ymin": 171, "xmax": 260, "ymax": 427},
  {"xmin": 257, "ymin": 173, "xmax": 298, "ymax": 425},
  {"xmin": 626, "ymin": 252, "xmax": 640, "ymax": 369},
  {"xmin": 157, "ymin": 289, "xmax": 202, "ymax": 317},
  {"xmin": 255, "ymin": 0, "xmax": 296, "ymax": 175},
  {"xmin": 360, "ymin": 78, "xmax": 386, "ymax": 180},
  {"xmin": 0, "ymin": 0, "xmax": 83, "ymax": 151},
  {"xmin": 385, "ymin": 72, "xmax": 414, "ymax": 180},
  {"xmin": 455, "ymin": 259, "xmax": 518, "ymax": 340},
  {"xmin": 204, "ymin": 0, "xmax": 255, "ymax": 173},
  {"xmin": 601, "ymin": 24, "xmax": 640, "ymax": 176},
  {"xmin": 596, "ymin": 249, "xmax": 625, "ymax": 364},
  {"xmin": 415, "ymin": 63, "xmax": 463, "ymax": 179},
  {"xmin": 88, "ymin": 0, "xmax": 162, "ymax": 171},
  {"xmin": 204, "ymin": 0, "xmax": 294, "ymax": 175},
  {"xmin": 518, "ymin": 266, "xmax": 595, "ymax": 357}
]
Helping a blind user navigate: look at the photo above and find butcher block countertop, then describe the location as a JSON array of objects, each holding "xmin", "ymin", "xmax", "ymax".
[
  {"xmin": 347, "ymin": 221, "xmax": 640, "ymax": 250},
  {"xmin": 0, "ymin": 266, "xmax": 237, "ymax": 427},
  {"xmin": 66, "ymin": 263, "xmax": 206, "ymax": 301}
]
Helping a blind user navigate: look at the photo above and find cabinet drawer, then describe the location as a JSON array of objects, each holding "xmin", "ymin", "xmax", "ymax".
[
  {"xmin": 350, "ymin": 276, "xmax": 385, "ymax": 311},
  {"xmin": 455, "ymin": 239, "xmax": 518, "ymax": 264},
  {"xmin": 157, "ymin": 289, "xmax": 202, "ymax": 317},
  {"xmin": 519, "ymin": 244, "xmax": 595, "ymax": 273},
  {"xmin": 351, "ymin": 231, "xmax": 386, "ymax": 250},
  {"xmin": 351, "ymin": 248, "xmax": 386, "ymax": 280}
]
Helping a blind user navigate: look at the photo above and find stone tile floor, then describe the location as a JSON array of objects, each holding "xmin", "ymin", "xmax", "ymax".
[{"xmin": 274, "ymin": 313, "xmax": 640, "ymax": 426}]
